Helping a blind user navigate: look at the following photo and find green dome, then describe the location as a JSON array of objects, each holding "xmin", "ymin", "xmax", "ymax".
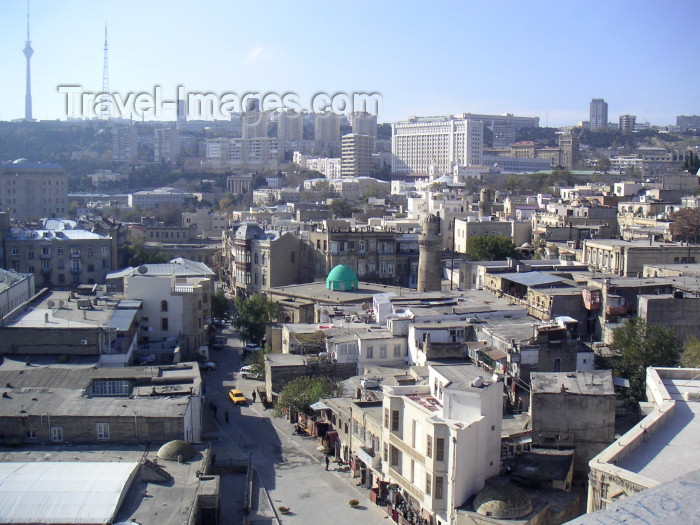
[{"xmin": 326, "ymin": 264, "xmax": 358, "ymax": 291}]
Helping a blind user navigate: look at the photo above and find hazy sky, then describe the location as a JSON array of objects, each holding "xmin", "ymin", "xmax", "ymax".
[{"xmin": 1, "ymin": 0, "xmax": 698, "ymax": 126}]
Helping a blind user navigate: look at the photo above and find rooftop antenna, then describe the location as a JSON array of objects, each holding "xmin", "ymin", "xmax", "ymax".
[
  {"xmin": 100, "ymin": 23, "xmax": 111, "ymax": 119},
  {"xmin": 23, "ymin": 0, "xmax": 33, "ymax": 121}
]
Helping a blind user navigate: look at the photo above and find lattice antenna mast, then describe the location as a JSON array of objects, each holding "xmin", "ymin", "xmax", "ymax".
[{"xmin": 100, "ymin": 23, "xmax": 111, "ymax": 119}]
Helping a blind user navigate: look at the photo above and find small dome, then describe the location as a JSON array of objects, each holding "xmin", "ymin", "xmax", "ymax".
[
  {"xmin": 157, "ymin": 440, "xmax": 196, "ymax": 461},
  {"xmin": 326, "ymin": 264, "xmax": 358, "ymax": 291},
  {"xmin": 235, "ymin": 222, "xmax": 264, "ymax": 240},
  {"xmin": 473, "ymin": 481, "xmax": 533, "ymax": 519}
]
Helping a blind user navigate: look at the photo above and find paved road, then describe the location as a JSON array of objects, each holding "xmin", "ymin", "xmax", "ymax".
[{"xmin": 203, "ymin": 327, "xmax": 389, "ymax": 525}]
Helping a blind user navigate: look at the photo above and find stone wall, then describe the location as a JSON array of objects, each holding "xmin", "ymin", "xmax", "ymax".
[
  {"xmin": 0, "ymin": 327, "xmax": 99, "ymax": 356},
  {"xmin": 265, "ymin": 361, "xmax": 357, "ymax": 399}
]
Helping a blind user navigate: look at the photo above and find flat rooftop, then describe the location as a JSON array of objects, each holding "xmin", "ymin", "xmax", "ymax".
[
  {"xmin": 531, "ymin": 370, "xmax": 614, "ymax": 396},
  {"xmin": 615, "ymin": 373, "xmax": 700, "ymax": 484}
]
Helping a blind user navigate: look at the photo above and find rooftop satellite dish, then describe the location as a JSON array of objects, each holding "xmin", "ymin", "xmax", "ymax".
[
  {"xmin": 58, "ymin": 300, "xmax": 65, "ymax": 308},
  {"xmin": 47, "ymin": 300, "xmax": 55, "ymax": 309},
  {"xmin": 137, "ymin": 265, "xmax": 148, "ymax": 274}
]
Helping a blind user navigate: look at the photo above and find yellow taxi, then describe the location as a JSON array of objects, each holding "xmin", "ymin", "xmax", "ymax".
[{"xmin": 228, "ymin": 389, "xmax": 247, "ymax": 405}]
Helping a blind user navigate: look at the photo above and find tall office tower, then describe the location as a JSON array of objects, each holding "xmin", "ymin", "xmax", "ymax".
[
  {"xmin": 100, "ymin": 24, "xmax": 111, "ymax": 119},
  {"xmin": 154, "ymin": 127, "xmax": 181, "ymax": 162},
  {"xmin": 341, "ymin": 134, "xmax": 375, "ymax": 178},
  {"xmin": 242, "ymin": 99, "xmax": 268, "ymax": 139},
  {"xmin": 314, "ymin": 111, "xmax": 341, "ymax": 146},
  {"xmin": 351, "ymin": 111, "xmax": 378, "ymax": 141},
  {"xmin": 391, "ymin": 115, "xmax": 483, "ymax": 174},
  {"xmin": 619, "ymin": 114, "xmax": 636, "ymax": 132},
  {"xmin": 23, "ymin": 4, "xmax": 33, "ymax": 121},
  {"xmin": 590, "ymin": 98, "xmax": 608, "ymax": 131},
  {"xmin": 277, "ymin": 110, "xmax": 303, "ymax": 142},
  {"xmin": 558, "ymin": 132, "xmax": 580, "ymax": 170}
]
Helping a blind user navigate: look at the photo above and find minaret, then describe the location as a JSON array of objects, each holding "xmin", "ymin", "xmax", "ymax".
[
  {"xmin": 100, "ymin": 23, "xmax": 111, "ymax": 119},
  {"xmin": 23, "ymin": 2, "xmax": 33, "ymax": 121},
  {"xmin": 417, "ymin": 213, "xmax": 442, "ymax": 292}
]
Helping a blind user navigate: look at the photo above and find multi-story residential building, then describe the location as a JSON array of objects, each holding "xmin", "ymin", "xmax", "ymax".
[
  {"xmin": 181, "ymin": 208, "xmax": 228, "ymax": 237},
  {"xmin": 350, "ymin": 111, "xmax": 378, "ymax": 140},
  {"xmin": 0, "ymin": 160, "xmax": 68, "ymax": 220},
  {"xmin": 307, "ymin": 222, "xmax": 419, "ymax": 287},
  {"xmin": 618, "ymin": 114, "xmax": 636, "ymax": 132},
  {"xmin": 222, "ymin": 222, "xmax": 314, "ymax": 297},
  {"xmin": 314, "ymin": 111, "xmax": 341, "ymax": 146},
  {"xmin": 558, "ymin": 131, "xmax": 580, "ymax": 169},
  {"xmin": 453, "ymin": 218, "xmax": 532, "ymax": 254},
  {"xmin": 589, "ymin": 98, "xmax": 608, "ymax": 131},
  {"xmin": 676, "ymin": 115, "xmax": 700, "ymax": 131},
  {"xmin": 5, "ymin": 219, "xmax": 113, "ymax": 289},
  {"xmin": 392, "ymin": 115, "xmax": 483, "ymax": 174},
  {"xmin": 0, "ymin": 268, "xmax": 34, "ymax": 320},
  {"xmin": 111, "ymin": 125, "xmax": 138, "ymax": 162},
  {"xmin": 153, "ymin": 127, "xmax": 180, "ymax": 162},
  {"xmin": 381, "ymin": 363, "xmax": 502, "ymax": 525},
  {"xmin": 242, "ymin": 109, "xmax": 269, "ymax": 139},
  {"xmin": 277, "ymin": 109, "xmax": 304, "ymax": 142},
  {"xmin": 341, "ymin": 134, "xmax": 376, "ymax": 178},
  {"xmin": 128, "ymin": 187, "xmax": 193, "ymax": 210},
  {"xmin": 306, "ymin": 157, "xmax": 342, "ymax": 179},
  {"xmin": 205, "ymin": 137, "xmax": 282, "ymax": 170}
]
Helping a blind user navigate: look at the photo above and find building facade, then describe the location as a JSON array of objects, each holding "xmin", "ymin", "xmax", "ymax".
[
  {"xmin": 341, "ymin": 134, "xmax": 376, "ymax": 178},
  {"xmin": 205, "ymin": 138, "xmax": 282, "ymax": 170},
  {"xmin": 0, "ymin": 160, "xmax": 68, "ymax": 220},
  {"xmin": 589, "ymin": 98, "xmax": 608, "ymax": 131},
  {"xmin": 154, "ymin": 127, "xmax": 180, "ymax": 162}
]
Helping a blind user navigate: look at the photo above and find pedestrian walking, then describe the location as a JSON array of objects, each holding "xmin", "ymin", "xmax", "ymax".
[
  {"xmin": 252, "ymin": 390, "xmax": 257, "ymax": 403},
  {"xmin": 224, "ymin": 410, "xmax": 229, "ymax": 424},
  {"xmin": 325, "ymin": 455, "xmax": 330, "ymax": 471}
]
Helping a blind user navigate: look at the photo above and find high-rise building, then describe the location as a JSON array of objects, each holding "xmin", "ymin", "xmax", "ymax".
[
  {"xmin": 242, "ymin": 104, "xmax": 269, "ymax": 139},
  {"xmin": 350, "ymin": 111, "xmax": 377, "ymax": 141},
  {"xmin": 23, "ymin": 4, "xmax": 33, "ymax": 121},
  {"xmin": 205, "ymin": 138, "xmax": 282, "ymax": 170},
  {"xmin": 677, "ymin": 115, "xmax": 700, "ymax": 131},
  {"xmin": 590, "ymin": 98, "xmax": 608, "ymax": 131},
  {"xmin": 0, "ymin": 160, "xmax": 68, "ymax": 220},
  {"xmin": 391, "ymin": 115, "xmax": 483, "ymax": 174},
  {"xmin": 277, "ymin": 110, "xmax": 303, "ymax": 142},
  {"xmin": 314, "ymin": 111, "xmax": 341, "ymax": 146},
  {"xmin": 341, "ymin": 134, "xmax": 375, "ymax": 178},
  {"xmin": 154, "ymin": 127, "xmax": 180, "ymax": 163},
  {"xmin": 177, "ymin": 99, "xmax": 187, "ymax": 124},
  {"xmin": 112, "ymin": 126, "xmax": 138, "ymax": 162},
  {"xmin": 619, "ymin": 114, "xmax": 636, "ymax": 132}
]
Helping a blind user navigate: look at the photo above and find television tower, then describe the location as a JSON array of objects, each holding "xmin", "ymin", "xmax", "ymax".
[
  {"xmin": 100, "ymin": 23, "xmax": 111, "ymax": 119},
  {"xmin": 23, "ymin": 2, "xmax": 33, "ymax": 121}
]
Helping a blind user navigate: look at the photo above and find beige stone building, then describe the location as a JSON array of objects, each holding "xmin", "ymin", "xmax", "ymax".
[{"xmin": 0, "ymin": 160, "xmax": 68, "ymax": 220}]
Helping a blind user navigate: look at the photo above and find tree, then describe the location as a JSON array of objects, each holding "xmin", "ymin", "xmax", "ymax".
[
  {"xmin": 124, "ymin": 242, "xmax": 169, "ymax": 267},
  {"xmin": 467, "ymin": 235, "xmax": 518, "ymax": 261},
  {"xmin": 681, "ymin": 335, "xmax": 700, "ymax": 368},
  {"xmin": 595, "ymin": 157, "xmax": 611, "ymax": 173},
  {"xmin": 607, "ymin": 317, "xmax": 682, "ymax": 402},
  {"xmin": 669, "ymin": 208, "xmax": 700, "ymax": 243},
  {"xmin": 211, "ymin": 289, "xmax": 230, "ymax": 319},
  {"xmin": 243, "ymin": 343, "xmax": 272, "ymax": 380},
  {"xmin": 232, "ymin": 293, "xmax": 278, "ymax": 345},
  {"xmin": 272, "ymin": 376, "xmax": 341, "ymax": 417}
]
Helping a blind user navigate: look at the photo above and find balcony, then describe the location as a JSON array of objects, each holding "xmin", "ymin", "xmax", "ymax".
[
  {"xmin": 356, "ymin": 445, "xmax": 381, "ymax": 469},
  {"xmin": 605, "ymin": 304, "xmax": 628, "ymax": 316}
]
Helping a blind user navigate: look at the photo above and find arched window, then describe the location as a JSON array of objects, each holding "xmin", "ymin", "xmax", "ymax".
[
  {"xmin": 254, "ymin": 253, "xmax": 259, "ymax": 264},
  {"xmin": 161, "ymin": 300, "xmax": 168, "ymax": 312}
]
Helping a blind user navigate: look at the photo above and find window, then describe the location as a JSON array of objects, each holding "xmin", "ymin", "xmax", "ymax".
[
  {"xmin": 87, "ymin": 264, "xmax": 95, "ymax": 272},
  {"xmin": 384, "ymin": 408, "xmax": 389, "ymax": 428},
  {"xmin": 367, "ymin": 346, "xmax": 374, "ymax": 359},
  {"xmin": 262, "ymin": 273, "xmax": 267, "ymax": 286},
  {"xmin": 96, "ymin": 422, "xmax": 110, "ymax": 440},
  {"xmin": 426, "ymin": 435, "xmax": 433, "ymax": 458},
  {"xmin": 27, "ymin": 251, "xmax": 34, "ymax": 259},
  {"xmin": 161, "ymin": 318, "xmax": 169, "ymax": 330},
  {"xmin": 103, "ymin": 259, "xmax": 108, "ymax": 268},
  {"xmin": 25, "ymin": 430, "xmax": 37, "ymax": 440},
  {"xmin": 425, "ymin": 473, "xmax": 432, "ymax": 496},
  {"xmin": 11, "ymin": 248, "xmax": 18, "ymax": 256},
  {"xmin": 393, "ymin": 344, "xmax": 401, "ymax": 357},
  {"xmin": 57, "ymin": 247, "xmax": 64, "ymax": 255},
  {"xmin": 161, "ymin": 300, "xmax": 168, "ymax": 312},
  {"xmin": 391, "ymin": 410, "xmax": 399, "ymax": 431},
  {"xmin": 41, "ymin": 246, "xmax": 50, "ymax": 256},
  {"xmin": 50, "ymin": 426, "xmax": 63, "ymax": 442},
  {"xmin": 379, "ymin": 345, "xmax": 387, "ymax": 359},
  {"xmin": 390, "ymin": 445, "xmax": 399, "ymax": 466},
  {"xmin": 383, "ymin": 443, "xmax": 388, "ymax": 462},
  {"xmin": 435, "ymin": 476, "xmax": 443, "ymax": 499},
  {"xmin": 410, "ymin": 459, "xmax": 415, "ymax": 483},
  {"xmin": 57, "ymin": 259, "xmax": 64, "ymax": 269},
  {"xmin": 436, "ymin": 438, "xmax": 444, "ymax": 461}
]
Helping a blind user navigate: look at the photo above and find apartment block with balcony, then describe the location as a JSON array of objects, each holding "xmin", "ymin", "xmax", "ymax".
[{"xmin": 381, "ymin": 363, "xmax": 502, "ymax": 525}]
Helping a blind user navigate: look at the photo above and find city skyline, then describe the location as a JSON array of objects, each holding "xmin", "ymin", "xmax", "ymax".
[{"xmin": 0, "ymin": 0, "xmax": 698, "ymax": 126}]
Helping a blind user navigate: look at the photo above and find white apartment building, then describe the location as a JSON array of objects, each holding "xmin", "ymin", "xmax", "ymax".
[
  {"xmin": 392, "ymin": 116, "xmax": 483, "ymax": 174},
  {"xmin": 128, "ymin": 187, "xmax": 193, "ymax": 209},
  {"xmin": 325, "ymin": 327, "xmax": 407, "ymax": 368},
  {"xmin": 381, "ymin": 363, "xmax": 502, "ymax": 525},
  {"xmin": 351, "ymin": 111, "xmax": 378, "ymax": 140},
  {"xmin": 0, "ymin": 269, "xmax": 34, "ymax": 319},
  {"xmin": 306, "ymin": 157, "xmax": 342, "ymax": 179},
  {"xmin": 341, "ymin": 133, "xmax": 376, "ymax": 178},
  {"xmin": 205, "ymin": 138, "xmax": 282, "ymax": 170},
  {"xmin": 314, "ymin": 111, "xmax": 341, "ymax": 146},
  {"xmin": 277, "ymin": 110, "xmax": 304, "ymax": 142}
]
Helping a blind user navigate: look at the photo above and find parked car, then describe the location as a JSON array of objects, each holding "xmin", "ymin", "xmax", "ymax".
[
  {"xmin": 211, "ymin": 341, "xmax": 224, "ymax": 351},
  {"xmin": 245, "ymin": 343, "xmax": 263, "ymax": 352},
  {"xmin": 228, "ymin": 389, "xmax": 246, "ymax": 405},
  {"xmin": 239, "ymin": 365, "xmax": 262, "ymax": 380},
  {"xmin": 199, "ymin": 361, "xmax": 217, "ymax": 371}
]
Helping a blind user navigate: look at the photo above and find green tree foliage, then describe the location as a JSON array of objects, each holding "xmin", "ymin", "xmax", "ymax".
[
  {"xmin": 329, "ymin": 199, "xmax": 357, "ymax": 218},
  {"xmin": 681, "ymin": 336, "xmax": 700, "ymax": 368},
  {"xmin": 467, "ymin": 235, "xmax": 518, "ymax": 261},
  {"xmin": 211, "ymin": 289, "xmax": 231, "ymax": 319},
  {"xmin": 682, "ymin": 150, "xmax": 700, "ymax": 173},
  {"xmin": 669, "ymin": 208, "xmax": 700, "ymax": 243},
  {"xmin": 607, "ymin": 317, "xmax": 682, "ymax": 402},
  {"xmin": 272, "ymin": 376, "xmax": 341, "ymax": 417},
  {"xmin": 232, "ymin": 293, "xmax": 279, "ymax": 345},
  {"xmin": 595, "ymin": 157, "xmax": 611, "ymax": 173},
  {"xmin": 124, "ymin": 242, "xmax": 169, "ymax": 267}
]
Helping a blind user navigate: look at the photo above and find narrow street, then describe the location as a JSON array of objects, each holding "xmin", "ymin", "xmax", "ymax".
[{"xmin": 202, "ymin": 326, "xmax": 389, "ymax": 525}]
